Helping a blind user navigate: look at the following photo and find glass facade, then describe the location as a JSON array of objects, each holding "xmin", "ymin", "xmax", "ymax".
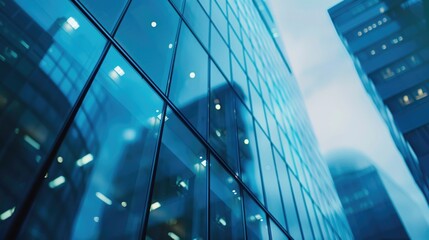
[
  {"xmin": 329, "ymin": 0, "xmax": 429, "ymax": 203},
  {"xmin": 0, "ymin": 0, "xmax": 352, "ymax": 239}
]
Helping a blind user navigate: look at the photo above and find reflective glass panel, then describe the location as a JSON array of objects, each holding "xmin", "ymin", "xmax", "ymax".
[
  {"xmin": 146, "ymin": 110, "xmax": 207, "ymax": 240},
  {"xmin": 249, "ymin": 82, "xmax": 268, "ymax": 134},
  {"xmin": 210, "ymin": 158, "xmax": 245, "ymax": 239},
  {"xmin": 270, "ymin": 219, "xmax": 288, "ymax": 240},
  {"xmin": 236, "ymin": 100, "xmax": 264, "ymax": 203},
  {"xmin": 209, "ymin": 62, "xmax": 239, "ymax": 173},
  {"xmin": 0, "ymin": 0, "xmax": 105, "ymax": 234},
  {"xmin": 115, "ymin": 0, "xmax": 179, "ymax": 92},
  {"xmin": 184, "ymin": 0, "xmax": 210, "ymax": 48},
  {"xmin": 243, "ymin": 192, "xmax": 269, "ymax": 240},
  {"xmin": 256, "ymin": 126, "xmax": 286, "ymax": 227},
  {"xmin": 169, "ymin": 24, "xmax": 208, "ymax": 137},
  {"xmin": 231, "ymin": 54, "xmax": 250, "ymax": 107},
  {"xmin": 18, "ymin": 47, "xmax": 163, "ymax": 239},
  {"xmin": 79, "ymin": 0, "xmax": 127, "ymax": 32},
  {"xmin": 210, "ymin": 25, "xmax": 230, "ymax": 81},
  {"xmin": 291, "ymin": 173, "xmax": 314, "ymax": 240}
]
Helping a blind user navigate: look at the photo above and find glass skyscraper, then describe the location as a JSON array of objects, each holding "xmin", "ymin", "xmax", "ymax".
[
  {"xmin": 0, "ymin": 0, "xmax": 352, "ymax": 239},
  {"xmin": 329, "ymin": 0, "xmax": 429, "ymax": 203}
]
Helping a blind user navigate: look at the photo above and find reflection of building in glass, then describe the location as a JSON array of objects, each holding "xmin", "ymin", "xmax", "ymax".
[
  {"xmin": 329, "ymin": 0, "xmax": 429, "ymax": 203},
  {"xmin": 1, "ymin": 0, "xmax": 352, "ymax": 239},
  {"xmin": 327, "ymin": 150, "xmax": 409, "ymax": 239}
]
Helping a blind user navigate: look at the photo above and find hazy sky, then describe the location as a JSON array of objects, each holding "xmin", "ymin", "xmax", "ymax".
[{"xmin": 267, "ymin": 0, "xmax": 429, "ymax": 238}]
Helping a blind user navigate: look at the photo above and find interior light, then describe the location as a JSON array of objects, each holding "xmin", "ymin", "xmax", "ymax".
[
  {"xmin": 19, "ymin": 40, "xmax": 30, "ymax": 50},
  {"xmin": 114, "ymin": 66, "xmax": 125, "ymax": 76},
  {"xmin": 232, "ymin": 189, "xmax": 237, "ymax": 195},
  {"xmin": 215, "ymin": 104, "xmax": 221, "ymax": 110},
  {"xmin": 151, "ymin": 21, "xmax": 157, "ymax": 28},
  {"xmin": 157, "ymin": 113, "xmax": 169, "ymax": 121},
  {"xmin": 121, "ymin": 201, "xmax": 127, "ymax": 208},
  {"xmin": 379, "ymin": 7, "xmax": 385, "ymax": 13},
  {"xmin": 24, "ymin": 135, "xmax": 40, "ymax": 150},
  {"xmin": 44, "ymin": 173, "xmax": 48, "ymax": 179},
  {"xmin": 123, "ymin": 129, "xmax": 137, "ymax": 141},
  {"xmin": 96, "ymin": 192, "xmax": 112, "ymax": 205},
  {"xmin": 255, "ymin": 214, "xmax": 263, "ymax": 221},
  {"xmin": 201, "ymin": 160, "xmax": 207, "ymax": 167},
  {"xmin": 215, "ymin": 130, "xmax": 222, "ymax": 137},
  {"xmin": 49, "ymin": 176, "xmax": 66, "ymax": 189},
  {"xmin": 243, "ymin": 138, "xmax": 250, "ymax": 145},
  {"xmin": 76, "ymin": 153, "xmax": 94, "ymax": 167},
  {"xmin": 150, "ymin": 202, "xmax": 161, "ymax": 211},
  {"xmin": 168, "ymin": 232, "xmax": 181, "ymax": 240},
  {"xmin": 66, "ymin": 17, "xmax": 80, "ymax": 30},
  {"xmin": 416, "ymin": 88, "xmax": 427, "ymax": 100},
  {"xmin": 402, "ymin": 95, "xmax": 410, "ymax": 104},
  {"xmin": 218, "ymin": 217, "xmax": 227, "ymax": 226},
  {"xmin": 109, "ymin": 70, "xmax": 119, "ymax": 81},
  {"xmin": 168, "ymin": 43, "xmax": 173, "ymax": 49},
  {"xmin": 57, "ymin": 156, "xmax": 63, "ymax": 163},
  {"xmin": 93, "ymin": 216, "xmax": 99, "ymax": 223},
  {"xmin": 189, "ymin": 72, "xmax": 196, "ymax": 79},
  {"xmin": 0, "ymin": 207, "xmax": 15, "ymax": 221}
]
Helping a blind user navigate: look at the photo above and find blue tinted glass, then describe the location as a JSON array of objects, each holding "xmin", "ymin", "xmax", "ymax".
[
  {"xmin": 184, "ymin": 0, "xmax": 210, "ymax": 48},
  {"xmin": 18, "ymin": 47, "xmax": 163, "ymax": 239},
  {"xmin": 243, "ymin": 192, "xmax": 269, "ymax": 240},
  {"xmin": 211, "ymin": 1, "xmax": 228, "ymax": 41},
  {"xmin": 198, "ymin": 0, "xmax": 210, "ymax": 14},
  {"xmin": 291, "ymin": 173, "xmax": 314, "ymax": 239},
  {"xmin": 146, "ymin": 109, "xmax": 207, "ymax": 239},
  {"xmin": 231, "ymin": 54, "xmax": 250, "ymax": 107},
  {"xmin": 79, "ymin": 0, "xmax": 127, "ymax": 31},
  {"xmin": 169, "ymin": 24, "xmax": 209, "ymax": 137},
  {"xmin": 115, "ymin": 0, "xmax": 179, "ymax": 92},
  {"xmin": 230, "ymin": 27, "xmax": 244, "ymax": 66},
  {"xmin": 210, "ymin": 24, "xmax": 230, "ymax": 80},
  {"xmin": 0, "ymin": 0, "xmax": 105, "ymax": 234},
  {"xmin": 210, "ymin": 158, "xmax": 245, "ymax": 239},
  {"xmin": 305, "ymin": 193, "xmax": 322, "ymax": 239},
  {"xmin": 256, "ymin": 125, "xmax": 286, "ymax": 227},
  {"xmin": 249, "ymin": 82, "xmax": 268, "ymax": 134},
  {"xmin": 236, "ymin": 100, "xmax": 264, "ymax": 203},
  {"xmin": 269, "ymin": 219, "xmax": 289, "ymax": 240}
]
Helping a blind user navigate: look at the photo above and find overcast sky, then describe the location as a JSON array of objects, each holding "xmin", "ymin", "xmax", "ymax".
[{"xmin": 267, "ymin": 0, "xmax": 429, "ymax": 238}]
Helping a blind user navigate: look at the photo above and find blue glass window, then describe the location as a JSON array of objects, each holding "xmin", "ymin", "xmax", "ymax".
[
  {"xmin": 169, "ymin": 24, "xmax": 209, "ymax": 137},
  {"xmin": 115, "ymin": 0, "xmax": 180, "ymax": 92},
  {"xmin": 79, "ymin": 0, "xmax": 128, "ymax": 32},
  {"xmin": 146, "ymin": 109, "xmax": 207, "ymax": 240},
  {"xmin": 18, "ymin": 47, "xmax": 163, "ymax": 239},
  {"xmin": 243, "ymin": 192, "xmax": 269, "ymax": 240},
  {"xmin": 210, "ymin": 24, "xmax": 230, "ymax": 81},
  {"xmin": 184, "ymin": 0, "xmax": 210, "ymax": 48},
  {"xmin": 269, "ymin": 219, "xmax": 288, "ymax": 240},
  {"xmin": 291, "ymin": 173, "xmax": 314, "ymax": 239}
]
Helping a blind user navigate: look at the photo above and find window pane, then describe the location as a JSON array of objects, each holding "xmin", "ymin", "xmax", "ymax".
[
  {"xmin": 146, "ymin": 110, "xmax": 207, "ymax": 240},
  {"xmin": 169, "ymin": 24, "xmax": 208, "ymax": 137},
  {"xmin": 184, "ymin": 0, "xmax": 210, "ymax": 48},
  {"xmin": 210, "ymin": 158, "xmax": 245, "ymax": 239},
  {"xmin": 256, "ymin": 126, "xmax": 286, "ymax": 227},
  {"xmin": 236, "ymin": 100, "xmax": 264, "ymax": 203},
  {"xmin": 270, "ymin": 219, "xmax": 288, "ymax": 240},
  {"xmin": 243, "ymin": 192, "xmax": 269, "ymax": 240},
  {"xmin": 209, "ymin": 62, "xmax": 239, "ymax": 173},
  {"xmin": 79, "ymin": 0, "xmax": 127, "ymax": 31},
  {"xmin": 115, "ymin": 0, "xmax": 179, "ymax": 92},
  {"xmin": 291, "ymin": 173, "xmax": 314, "ymax": 240},
  {"xmin": 0, "ymin": 0, "xmax": 105, "ymax": 234},
  {"xmin": 210, "ymin": 25, "xmax": 230, "ymax": 81},
  {"xmin": 18, "ymin": 47, "xmax": 163, "ymax": 239}
]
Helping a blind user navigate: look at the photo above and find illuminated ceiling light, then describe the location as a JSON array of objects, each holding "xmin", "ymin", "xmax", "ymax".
[
  {"xmin": 168, "ymin": 232, "xmax": 181, "ymax": 240},
  {"xmin": 372, "ymin": 23, "xmax": 377, "ymax": 28},
  {"xmin": 93, "ymin": 216, "xmax": 99, "ymax": 223},
  {"xmin": 57, "ymin": 156, "xmax": 63, "ymax": 163},
  {"xmin": 383, "ymin": 17, "xmax": 388, "ymax": 23},
  {"xmin": 109, "ymin": 70, "xmax": 119, "ymax": 81},
  {"xmin": 367, "ymin": 26, "xmax": 372, "ymax": 31},
  {"xmin": 378, "ymin": 20, "xmax": 382, "ymax": 25},
  {"xmin": 157, "ymin": 113, "xmax": 169, "ymax": 121},
  {"xmin": 76, "ymin": 153, "xmax": 94, "ymax": 167},
  {"xmin": 370, "ymin": 50, "xmax": 376, "ymax": 55},
  {"xmin": 49, "ymin": 176, "xmax": 66, "ymax": 189},
  {"xmin": 402, "ymin": 95, "xmax": 410, "ymax": 104},
  {"xmin": 24, "ymin": 135, "xmax": 40, "ymax": 150},
  {"xmin": 66, "ymin": 17, "xmax": 80, "ymax": 30},
  {"xmin": 151, "ymin": 21, "xmax": 157, "ymax": 28},
  {"xmin": 379, "ymin": 7, "xmax": 385, "ymax": 13},
  {"xmin": 357, "ymin": 31, "xmax": 362, "ymax": 36},
  {"xmin": 218, "ymin": 217, "xmax": 227, "ymax": 226},
  {"xmin": 398, "ymin": 36, "xmax": 403, "ymax": 41},
  {"xmin": 150, "ymin": 202, "xmax": 161, "ymax": 211},
  {"xmin": 201, "ymin": 160, "xmax": 207, "ymax": 167},
  {"xmin": 255, "ymin": 214, "xmax": 263, "ymax": 221},
  {"xmin": 114, "ymin": 66, "xmax": 125, "ymax": 76},
  {"xmin": 168, "ymin": 43, "xmax": 173, "ymax": 49},
  {"xmin": 363, "ymin": 28, "xmax": 368, "ymax": 33},
  {"xmin": 215, "ymin": 104, "xmax": 221, "ymax": 110},
  {"xmin": 123, "ymin": 129, "xmax": 137, "ymax": 141},
  {"xmin": 44, "ymin": 173, "xmax": 48, "ymax": 179},
  {"xmin": 121, "ymin": 201, "xmax": 127, "ymax": 208},
  {"xmin": 96, "ymin": 192, "xmax": 112, "ymax": 205},
  {"xmin": 19, "ymin": 40, "xmax": 30, "ymax": 50},
  {"xmin": 243, "ymin": 138, "xmax": 250, "ymax": 145},
  {"xmin": 381, "ymin": 44, "xmax": 387, "ymax": 50},
  {"xmin": 0, "ymin": 207, "xmax": 15, "ymax": 221},
  {"xmin": 232, "ymin": 189, "xmax": 237, "ymax": 195},
  {"xmin": 178, "ymin": 180, "xmax": 188, "ymax": 189},
  {"xmin": 215, "ymin": 130, "xmax": 222, "ymax": 137},
  {"xmin": 417, "ymin": 89, "xmax": 424, "ymax": 96},
  {"xmin": 189, "ymin": 72, "xmax": 196, "ymax": 79}
]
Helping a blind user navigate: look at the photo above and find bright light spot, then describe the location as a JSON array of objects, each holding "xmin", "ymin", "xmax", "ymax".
[
  {"xmin": 379, "ymin": 7, "xmax": 385, "ymax": 13},
  {"xmin": 243, "ymin": 138, "xmax": 250, "ymax": 145},
  {"xmin": 201, "ymin": 160, "xmax": 207, "ymax": 167},
  {"xmin": 199, "ymin": 156, "xmax": 203, "ymax": 159},
  {"xmin": 44, "ymin": 173, "xmax": 48, "ymax": 178},
  {"xmin": 232, "ymin": 189, "xmax": 237, "ymax": 195},
  {"xmin": 123, "ymin": 129, "xmax": 137, "ymax": 141},
  {"xmin": 189, "ymin": 72, "xmax": 196, "ymax": 79},
  {"xmin": 215, "ymin": 104, "xmax": 221, "ymax": 110},
  {"xmin": 370, "ymin": 50, "xmax": 376, "ymax": 55},
  {"xmin": 357, "ymin": 31, "xmax": 362, "ymax": 36},
  {"xmin": 121, "ymin": 201, "xmax": 127, "ymax": 207},
  {"xmin": 168, "ymin": 232, "xmax": 181, "ymax": 240},
  {"xmin": 57, "ymin": 156, "xmax": 63, "ymax": 163},
  {"xmin": 403, "ymin": 95, "xmax": 410, "ymax": 104},
  {"xmin": 255, "ymin": 214, "xmax": 263, "ymax": 221},
  {"xmin": 94, "ymin": 216, "xmax": 99, "ymax": 223},
  {"xmin": 20, "ymin": 40, "xmax": 30, "ymax": 50},
  {"xmin": 24, "ymin": 135, "xmax": 40, "ymax": 150},
  {"xmin": 114, "ymin": 66, "xmax": 125, "ymax": 76},
  {"xmin": 157, "ymin": 113, "xmax": 169, "ymax": 121},
  {"xmin": 49, "ymin": 176, "xmax": 66, "ymax": 189},
  {"xmin": 168, "ymin": 43, "xmax": 173, "ymax": 49},
  {"xmin": 178, "ymin": 180, "xmax": 188, "ymax": 189},
  {"xmin": 227, "ymin": 177, "xmax": 233, "ymax": 183},
  {"xmin": 150, "ymin": 202, "xmax": 161, "ymax": 211},
  {"xmin": 109, "ymin": 70, "xmax": 119, "ymax": 81},
  {"xmin": 218, "ymin": 217, "xmax": 227, "ymax": 226},
  {"xmin": 381, "ymin": 44, "xmax": 387, "ymax": 50},
  {"xmin": 96, "ymin": 192, "xmax": 112, "ymax": 205},
  {"xmin": 0, "ymin": 207, "xmax": 15, "ymax": 221},
  {"xmin": 215, "ymin": 130, "xmax": 222, "ymax": 137},
  {"xmin": 66, "ymin": 17, "xmax": 80, "ymax": 30},
  {"xmin": 76, "ymin": 153, "xmax": 94, "ymax": 167},
  {"xmin": 151, "ymin": 21, "xmax": 157, "ymax": 28}
]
